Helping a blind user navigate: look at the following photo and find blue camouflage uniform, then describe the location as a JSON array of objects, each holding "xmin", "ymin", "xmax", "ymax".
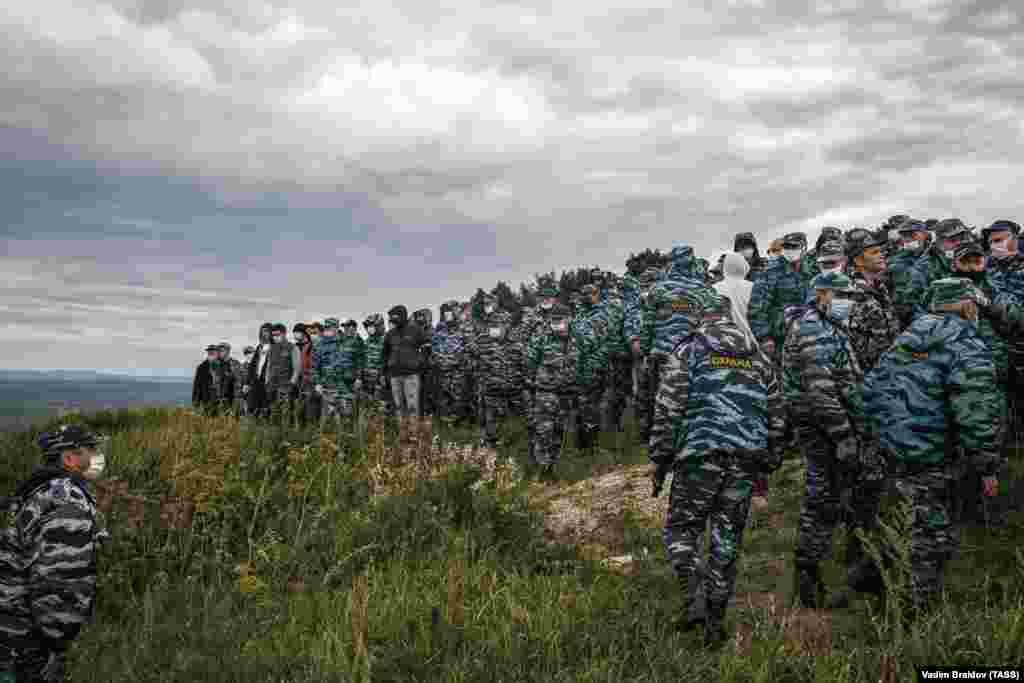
[
  {"xmin": 783, "ymin": 272, "xmax": 867, "ymax": 608},
  {"xmin": 865, "ymin": 277, "xmax": 1002, "ymax": 614},
  {"xmin": 313, "ymin": 318, "xmax": 366, "ymax": 430},
  {"xmin": 650, "ymin": 293, "xmax": 785, "ymax": 647},
  {"xmin": 749, "ymin": 234, "xmax": 816, "ymax": 360}
]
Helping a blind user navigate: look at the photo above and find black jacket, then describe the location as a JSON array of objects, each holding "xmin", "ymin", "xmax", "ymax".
[
  {"xmin": 192, "ymin": 360, "xmax": 235, "ymax": 406},
  {"xmin": 383, "ymin": 305, "xmax": 430, "ymax": 377}
]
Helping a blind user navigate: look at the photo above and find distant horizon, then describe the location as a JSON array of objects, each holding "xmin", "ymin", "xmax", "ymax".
[{"xmin": 0, "ymin": 367, "xmax": 193, "ymax": 379}]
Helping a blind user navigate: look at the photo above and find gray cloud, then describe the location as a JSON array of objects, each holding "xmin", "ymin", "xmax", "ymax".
[{"xmin": 1, "ymin": 0, "xmax": 1023, "ymax": 371}]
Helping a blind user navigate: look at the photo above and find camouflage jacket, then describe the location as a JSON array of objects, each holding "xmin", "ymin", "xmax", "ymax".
[
  {"xmin": 313, "ymin": 335, "xmax": 365, "ymax": 389},
  {"xmin": 467, "ymin": 313, "xmax": 523, "ymax": 394},
  {"xmin": 363, "ymin": 333, "xmax": 385, "ymax": 375},
  {"xmin": 908, "ymin": 247, "xmax": 956, "ymax": 319},
  {"xmin": 749, "ymin": 256, "xmax": 815, "ymax": 347},
  {"xmin": 649, "ymin": 320, "xmax": 785, "ymax": 470},
  {"xmin": 431, "ymin": 322, "xmax": 467, "ymax": 372},
  {"xmin": 572, "ymin": 301, "xmax": 610, "ymax": 387},
  {"xmin": 622, "ymin": 273, "xmax": 643, "ymax": 343},
  {"xmin": 505, "ymin": 318, "xmax": 531, "ymax": 384},
  {"xmin": 601, "ymin": 293, "xmax": 629, "ymax": 359},
  {"xmin": 641, "ymin": 246, "xmax": 716, "ymax": 358},
  {"xmin": 847, "ymin": 272, "xmax": 900, "ymax": 372},
  {"xmin": 527, "ymin": 332, "xmax": 582, "ymax": 393},
  {"xmin": 990, "ymin": 255, "xmax": 1024, "ymax": 373},
  {"xmin": 782, "ymin": 307, "xmax": 864, "ymax": 449},
  {"xmin": 0, "ymin": 468, "xmax": 102, "ymax": 650},
  {"xmin": 888, "ymin": 246, "xmax": 927, "ymax": 330},
  {"xmin": 865, "ymin": 314, "xmax": 1000, "ymax": 474}
]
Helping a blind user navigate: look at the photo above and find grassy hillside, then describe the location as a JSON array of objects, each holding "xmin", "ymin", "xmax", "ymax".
[{"xmin": 2, "ymin": 407, "xmax": 1022, "ymax": 682}]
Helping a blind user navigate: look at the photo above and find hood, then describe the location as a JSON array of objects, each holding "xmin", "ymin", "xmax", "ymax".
[
  {"xmin": 668, "ymin": 244, "xmax": 701, "ymax": 280},
  {"xmin": 15, "ymin": 466, "xmax": 91, "ymax": 502},
  {"xmin": 388, "ymin": 305, "xmax": 408, "ymax": 326},
  {"xmin": 722, "ymin": 252, "xmax": 750, "ymax": 280},
  {"xmin": 733, "ymin": 233, "xmax": 760, "ymax": 259}
]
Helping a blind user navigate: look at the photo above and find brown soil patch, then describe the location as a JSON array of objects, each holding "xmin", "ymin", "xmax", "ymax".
[
  {"xmin": 781, "ymin": 608, "xmax": 833, "ymax": 657},
  {"xmin": 528, "ymin": 464, "xmax": 667, "ymax": 554},
  {"xmin": 734, "ymin": 622, "xmax": 755, "ymax": 657}
]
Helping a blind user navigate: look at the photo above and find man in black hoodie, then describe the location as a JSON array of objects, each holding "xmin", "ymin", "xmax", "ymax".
[
  {"xmin": 193, "ymin": 344, "xmax": 234, "ymax": 416},
  {"xmin": 734, "ymin": 232, "xmax": 768, "ymax": 282},
  {"xmin": 382, "ymin": 305, "xmax": 430, "ymax": 417},
  {"xmin": 245, "ymin": 323, "xmax": 274, "ymax": 418}
]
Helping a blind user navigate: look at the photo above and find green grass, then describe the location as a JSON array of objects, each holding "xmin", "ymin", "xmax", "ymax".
[{"xmin": 2, "ymin": 406, "xmax": 1023, "ymax": 681}]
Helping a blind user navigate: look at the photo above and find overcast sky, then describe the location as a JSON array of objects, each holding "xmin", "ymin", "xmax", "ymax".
[{"xmin": 2, "ymin": 0, "xmax": 1022, "ymax": 375}]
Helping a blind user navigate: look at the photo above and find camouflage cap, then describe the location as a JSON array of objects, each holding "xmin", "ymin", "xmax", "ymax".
[
  {"xmin": 897, "ymin": 219, "xmax": 928, "ymax": 234},
  {"xmin": 205, "ymin": 344, "xmax": 221, "ymax": 352},
  {"xmin": 983, "ymin": 219, "xmax": 1021, "ymax": 236},
  {"xmin": 580, "ymin": 283, "xmax": 599, "ymax": 296},
  {"xmin": 884, "ymin": 214, "xmax": 911, "ymax": 229},
  {"xmin": 343, "ymin": 318, "xmax": 358, "ymax": 328},
  {"xmin": 323, "ymin": 317, "xmax": 340, "ymax": 329},
  {"xmin": 549, "ymin": 303, "xmax": 572, "ymax": 319},
  {"xmin": 844, "ymin": 227, "xmax": 872, "ymax": 245},
  {"xmin": 812, "ymin": 271, "xmax": 852, "ymax": 290},
  {"xmin": 924, "ymin": 277, "xmax": 984, "ymax": 308},
  {"xmin": 39, "ymin": 424, "xmax": 99, "ymax": 459},
  {"xmin": 816, "ymin": 240, "xmax": 845, "ymax": 261},
  {"xmin": 218, "ymin": 341, "xmax": 231, "ymax": 351},
  {"xmin": 781, "ymin": 232, "xmax": 805, "ymax": 248},
  {"xmin": 934, "ymin": 218, "xmax": 971, "ymax": 241},
  {"xmin": 846, "ymin": 229, "xmax": 887, "ymax": 260},
  {"xmin": 954, "ymin": 240, "xmax": 985, "ymax": 261},
  {"xmin": 363, "ymin": 313, "xmax": 383, "ymax": 327},
  {"xmin": 243, "ymin": 345, "xmax": 256, "ymax": 355}
]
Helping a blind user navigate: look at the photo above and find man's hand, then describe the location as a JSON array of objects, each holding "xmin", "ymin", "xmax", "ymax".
[
  {"xmin": 651, "ymin": 461, "xmax": 673, "ymax": 498},
  {"xmin": 631, "ymin": 339, "xmax": 642, "ymax": 356},
  {"xmin": 354, "ymin": 379, "xmax": 363, "ymax": 392},
  {"xmin": 760, "ymin": 338, "xmax": 776, "ymax": 356},
  {"xmin": 242, "ymin": 385, "xmax": 250, "ymax": 396},
  {"xmin": 835, "ymin": 436, "xmax": 859, "ymax": 466},
  {"xmin": 982, "ymin": 476, "xmax": 999, "ymax": 498},
  {"xmin": 315, "ymin": 384, "xmax": 324, "ymax": 395}
]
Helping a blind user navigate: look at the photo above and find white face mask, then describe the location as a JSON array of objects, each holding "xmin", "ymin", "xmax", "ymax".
[
  {"xmin": 888, "ymin": 229, "xmax": 900, "ymax": 242},
  {"xmin": 783, "ymin": 249, "xmax": 803, "ymax": 263},
  {"xmin": 271, "ymin": 335, "xmax": 283, "ymax": 344},
  {"xmin": 309, "ymin": 333, "xmax": 320, "ymax": 342},
  {"xmin": 540, "ymin": 301, "xmax": 554, "ymax": 310},
  {"xmin": 84, "ymin": 452, "xmax": 105, "ymax": 480},
  {"xmin": 740, "ymin": 248, "xmax": 754, "ymax": 260},
  {"xmin": 445, "ymin": 312, "xmax": 455, "ymax": 321},
  {"xmin": 485, "ymin": 304, "xmax": 496, "ymax": 314},
  {"xmin": 488, "ymin": 326, "xmax": 503, "ymax": 338},
  {"xmin": 903, "ymin": 240, "xmax": 921, "ymax": 251},
  {"xmin": 818, "ymin": 261, "xmax": 843, "ymax": 273},
  {"xmin": 829, "ymin": 300, "xmax": 853, "ymax": 323},
  {"xmin": 990, "ymin": 240, "xmax": 1016, "ymax": 259},
  {"xmin": 294, "ymin": 334, "xmax": 305, "ymax": 344},
  {"xmin": 944, "ymin": 250, "xmax": 957, "ymax": 261},
  {"xmin": 323, "ymin": 330, "xmax": 337, "ymax": 339},
  {"xmin": 551, "ymin": 320, "xmax": 568, "ymax": 334}
]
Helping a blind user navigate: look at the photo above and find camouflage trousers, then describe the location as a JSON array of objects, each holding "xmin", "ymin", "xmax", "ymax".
[
  {"xmin": 436, "ymin": 366, "xmax": 471, "ymax": 419},
  {"xmin": 601, "ymin": 356, "xmax": 632, "ymax": 433},
  {"xmin": 358, "ymin": 370, "xmax": 389, "ymax": 414},
  {"xmin": 637, "ymin": 358, "xmax": 659, "ymax": 443},
  {"xmin": 575, "ymin": 381, "xmax": 604, "ymax": 452},
  {"xmin": 266, "ymin": 386, "xmax": 297, "ymax": 424},
  {"xmin": 0, "ymin": 642, "xmax": 62, "ymax": 683},
  {"xmin": 531, "ymin": 391, "xmax": 573, "ymax": 465},
  {"xmin": 664, "ymin": 454, "xmax": 755, "ymax": 609},
  {"xmin": 480, "ymin": 390, "xmax": 527, "ymax": 448},
  {"xmin": 320, "ymin": 386, "xmax": 355, "ymax": 432},
  {"xmin": 795, "ymin": 427, "xmax": 854, "ymax": 566},
  {"xmin": 891, "ymin": 466, "xmax": 959, "ymax": 611}
]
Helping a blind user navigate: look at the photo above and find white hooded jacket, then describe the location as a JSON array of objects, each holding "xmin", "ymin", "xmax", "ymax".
[{"xmin": 714, "ymin": 252, "xmax": 757, "ymax": 348}]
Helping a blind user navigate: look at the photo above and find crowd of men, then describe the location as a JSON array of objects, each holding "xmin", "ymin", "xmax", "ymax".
[
  {"xmin": 5, "ymin": 217, "xmax": 1018, "ymax": 681},
  {"xmin": 191, "ymin": 215, "xmax": 1022, "ymax": 644}
]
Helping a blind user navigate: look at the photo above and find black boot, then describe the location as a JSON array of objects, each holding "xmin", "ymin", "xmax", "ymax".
[
  {"xmin": 795, "ymin": 561, "xmax": 824, "ymax": 609},
  {"xmin": 704, "ymin": 601, "xmax": 728, "ymax": 650},
  {"xmin": 675, "ymin": 566, "xmax": 707, "ymax": 633}
]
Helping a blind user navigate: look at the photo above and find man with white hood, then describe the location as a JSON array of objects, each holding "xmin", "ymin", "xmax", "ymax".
[{"xmin": 713, "ymin": 252, "xmax": 757, "ymax": 348}]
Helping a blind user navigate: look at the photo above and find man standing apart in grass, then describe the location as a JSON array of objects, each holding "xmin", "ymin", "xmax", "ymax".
[
  {"xmin": 865, "ymin": 278, "xmax": 1002, "ymax": 620},
  {"xmin": 1, "ymin": 425, "xmax": 108, "ymax": 682},
  {"xmin": 650, "ymin": 293, "xmax": 785, "ymax": 649}
]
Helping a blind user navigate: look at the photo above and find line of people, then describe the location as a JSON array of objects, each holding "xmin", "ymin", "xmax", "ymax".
[{"xmin": 190, "ymin": 216, "xmax": 1023, "ymax": 649}]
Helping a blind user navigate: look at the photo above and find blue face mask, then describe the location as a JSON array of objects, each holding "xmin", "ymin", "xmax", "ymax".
[{"xmin": 829, "ymin": 300, "xmax": 853, "ymax": 323}]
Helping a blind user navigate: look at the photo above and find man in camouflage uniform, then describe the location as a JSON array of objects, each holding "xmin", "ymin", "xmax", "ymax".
[
  {"xmin": 523, "ymin": 282, "xmax": 562, "ymax": 457},
  {"xmin": 627, "ymin": 266, "xmax": 661, "ymax": 442},
  {"xmin": 650, "ymin": 293, "xmax": 785, "ymax": 649},
  {"xmin": 640, "ymin": 244, "xmax": 716, "ymax": 450},
  {"xmin": 192, "ymin": 344, "xmax": 234, "ymax": 416},
  {"xmin": 783, "ymin": 272, "xmax": 866, "ymax": 608},
  {"xmin": 218, "ymin": 342, "xmax": 245, "ymax": 417},
  {"xmin": 291, "ymin": 324, "xmax": 316, "ymax": 427},
  {"xmin": 815, "ymin": 240, "xmax": 847, "ymax": 279},
  {"xmin": 889, "ymin": 219, "xmax": 931, "ymax": 330},
  {"xmin": 865, "ymin": 278, "xmax": 1002, "ymax": 618},
  {"xmin": 360, "ymin": 314, "xmax": 388, "ymax": 415},
  {"xmin": 986, "ymin": 220, "xmax": 1024, "ymax": 454},
  {"xmin": 572, "ymin": 283, "xmax": 610, "ymax": 456},
  {"xmin": 433, "ymin": 301, "xmax": 471, "ymax": 423},
  {"xmin": 265, "ymin": 323, "xmax": 301, "ymax": 425},
  {"xmin": 734, "ymin": 232, "xmax": 769, "ymax": 282},
  {"xmin": 240, "ymin": 346, "xmax": 255, "ymax": 417},
  {"xmin": 594, "ymin": 271, "xmax": 631, "ymax": 434},
  {"xmin": 1, "ymin": 425, "xmax": 108, "ymax": 682},
  {"xmin": 750, "ymin": 232, "xmax": 816, "ymax": 363},
  {"xmin": 881, "ymin": 214, "xmax": 911, "ymax": 260},
  {"xmin": 806, "ymin": 227, "xmax": 843, "ymax": 272},
  {"xmin": 467, "ymin": 295, "xmax": 524, "ymax": 448},
  {"xmin": 526, "ymin": 303, "xmax": 582, "ymax": 477},
  {"xmin": 907, "ymin": 218, "xmax": 973, "ymax": 320},
  {"xmin": 313, "ymin": 318, "xmax": 365, "ymax": 435}
]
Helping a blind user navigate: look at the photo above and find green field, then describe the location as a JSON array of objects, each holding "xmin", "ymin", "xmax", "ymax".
[{"xmin": 2, "ymin": 407, "xmax": 1022, "ymax": 682}]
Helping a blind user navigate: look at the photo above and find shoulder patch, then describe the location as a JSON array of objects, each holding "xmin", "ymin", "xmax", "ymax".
[
  {"xmin": 911, "ymin": 351, "xmax": 929, "ymax": 362},
  {"xmin": 709, "ymin": 352, "xmax": 754, "ymax": 370}
]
